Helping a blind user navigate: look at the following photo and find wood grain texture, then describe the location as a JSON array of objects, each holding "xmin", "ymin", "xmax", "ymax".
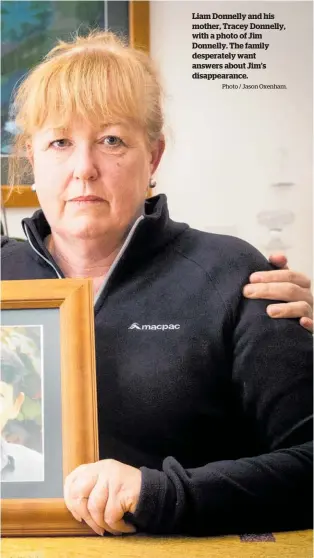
[
  {"xmin": 2, "ymin": 531, "xmax": 313, "ymax": 558},
  {"xmin": 2, "ymin": 186, "xmax": 39, "ymax": 208},
  {"xmin": 1, "ymin": 279, "xmax": 98, "ymax": 536},
  {"xmin": 129, "ymin": 0, "xmax": 150, "ymax": 52}
]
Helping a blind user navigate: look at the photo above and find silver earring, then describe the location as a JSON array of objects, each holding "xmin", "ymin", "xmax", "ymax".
[
  {"xmin": 149, "ymin": 178, "xmax": 156, "ymax": 189},
  {"xmin": 31, "ymin": 183, "xmax": 36, "ymax": 191}
]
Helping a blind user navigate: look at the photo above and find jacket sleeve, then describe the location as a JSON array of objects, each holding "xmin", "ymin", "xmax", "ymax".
[{"xmin": 129, "ymin": 298, "xmax": 313, "ymax": 535}]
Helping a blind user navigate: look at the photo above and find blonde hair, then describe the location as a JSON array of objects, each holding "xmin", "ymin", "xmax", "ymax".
[{"xmin": 9, "ymin": 29, "xmax": 165, "ymax": 187}]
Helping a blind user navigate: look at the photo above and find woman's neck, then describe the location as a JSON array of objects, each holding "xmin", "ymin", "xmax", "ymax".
[{"xmin": 46, "ymin": 233, "xmax": 123, "ymax": 280}]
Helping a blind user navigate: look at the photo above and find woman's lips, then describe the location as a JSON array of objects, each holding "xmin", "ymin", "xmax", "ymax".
[{"xmin": 70, "ymin": 196, "xmax": 104, "ymax": 202}]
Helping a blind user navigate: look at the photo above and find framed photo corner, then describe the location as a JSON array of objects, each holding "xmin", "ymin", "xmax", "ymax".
[{"xmin": 1, "ymin": 278, "xmax": 98, "ymax": 537}]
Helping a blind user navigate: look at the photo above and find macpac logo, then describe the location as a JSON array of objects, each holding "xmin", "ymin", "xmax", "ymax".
[
  {"xmin": 128, "ymin": 322, "xmax": 180, "ymax": 331},
  {"xmin": 128, "ymin": 323, "xmax": 141, "ymax": 330}
]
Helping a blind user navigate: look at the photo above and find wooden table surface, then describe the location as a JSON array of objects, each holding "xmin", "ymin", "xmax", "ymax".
[{"xmin": 2, "ymin": 530, "xmax": 313, "ymax": 558}]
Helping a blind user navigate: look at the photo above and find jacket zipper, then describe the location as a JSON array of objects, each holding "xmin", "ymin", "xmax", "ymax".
[
  {"xmin": 94, "ymin": 215, "xmax": 144, "ymax": 305},
  {"xmin": 23, "ymin": 225, "xmax": 62, "ymax": 278}
]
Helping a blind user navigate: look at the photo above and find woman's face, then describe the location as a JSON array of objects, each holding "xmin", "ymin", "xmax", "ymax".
[{"xmin": 29, "ymin": 119, "xmax": 164, "ymax": 241}]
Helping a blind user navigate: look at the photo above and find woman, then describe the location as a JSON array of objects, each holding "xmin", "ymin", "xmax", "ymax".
[{"xmin": 1, "ymin": 30, "xmax": 312, "ymax": 536}]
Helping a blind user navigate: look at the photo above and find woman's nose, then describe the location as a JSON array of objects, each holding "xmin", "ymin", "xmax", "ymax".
[{"xmin": 72, "ymin": 146, "xmax": 99, "ymax": 182}]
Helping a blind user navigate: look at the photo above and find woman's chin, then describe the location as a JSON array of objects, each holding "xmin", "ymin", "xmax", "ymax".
[{"xmin": 64, "ymin": 216, "xmax": 109, "ymax": 240}]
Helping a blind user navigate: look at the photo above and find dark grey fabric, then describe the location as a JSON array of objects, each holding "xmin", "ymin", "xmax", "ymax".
[{"xmin": 1, "ymin": 194, "xmax": 313, "ymax": 533}]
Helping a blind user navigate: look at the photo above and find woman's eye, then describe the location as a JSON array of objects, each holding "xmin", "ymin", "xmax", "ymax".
[
  {"xmin": 50, "ymin": 139, "xmax": 71, "ymax": 149},
  {"xmin": 102, "ymin": 136, "xmax": 123, "ymax": 147}
]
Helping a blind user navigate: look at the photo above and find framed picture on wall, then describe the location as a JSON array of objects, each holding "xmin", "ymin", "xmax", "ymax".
[
  {"xmin": 1, "ymin": 0, "xmax": 149, "ymax": 208},
  {"xmin": 1, "ymin": 278, "xmax": 98, "ymax": 537}
]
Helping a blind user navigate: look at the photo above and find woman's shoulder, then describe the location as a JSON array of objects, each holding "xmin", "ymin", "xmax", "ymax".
[
  {"xmin": 174, "ymin": 227, "xmax": 274, "ymax": 280},
  {"xmin": 1, "ymin": 235, "xmax": 27, "ymax": 258},
  {"xmin": 1, "ymin": 235, "xmax": 40, "ymax": 280}
]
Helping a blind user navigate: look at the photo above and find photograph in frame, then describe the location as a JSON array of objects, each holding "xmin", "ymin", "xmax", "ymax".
[
  {"xmin": 1, "ymin": 278, "xmax": 99, "ymax": 537},
  {"xmin": 1, "ymin": 325, "xmax": 45, "ymax": 484}
]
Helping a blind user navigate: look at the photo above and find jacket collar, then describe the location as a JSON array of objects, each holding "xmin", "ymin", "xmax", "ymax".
[{"xmin": 21, "ymin": 194, "xmax": 189, "ymax": 267}]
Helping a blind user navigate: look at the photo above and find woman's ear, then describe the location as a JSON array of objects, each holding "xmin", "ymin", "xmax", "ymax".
[{"xmin": 150, "ymin": 135, "xmax": 165, "ymax": 175}]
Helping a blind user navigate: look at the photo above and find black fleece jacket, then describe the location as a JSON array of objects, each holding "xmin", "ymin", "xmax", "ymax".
[{"xmin": 1, "ymin": 194, "xmax": 313, "ymax": 535}]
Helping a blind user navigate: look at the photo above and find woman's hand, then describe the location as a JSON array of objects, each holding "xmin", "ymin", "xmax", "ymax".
[
  {"xmin": 243, "ymin": 253, "xmax": 313, "ymax": 333},
  {"xmin": 64, "ymin": 459, "xmax": 141, "ymax": 536}
]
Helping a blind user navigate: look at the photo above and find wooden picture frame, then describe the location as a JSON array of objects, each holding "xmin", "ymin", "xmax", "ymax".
[
  {"xmin": 1, "ymin": 0, "xmax": 150, "ymax": 209},
  {"xmin": 1, "ymin": 279, "xmax": 99, "ymax": 536}
]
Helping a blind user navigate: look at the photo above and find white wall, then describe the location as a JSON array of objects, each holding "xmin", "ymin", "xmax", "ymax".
[
  {"xmin": 150, "ymin": 1, "xmax": 313, "ymax": 279},
  {"xmin": 2, "ymin": 207, "xmax": 36, "ymax": 239}
]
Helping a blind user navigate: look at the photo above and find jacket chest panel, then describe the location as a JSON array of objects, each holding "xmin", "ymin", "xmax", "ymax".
[{"xmin": 94, "ymin": 281, "xmax": 235, "ymax": 463}]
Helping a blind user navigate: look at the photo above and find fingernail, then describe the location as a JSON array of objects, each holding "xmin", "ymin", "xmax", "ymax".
[
  {"xmin": 243, "ymin": 286, "xmax": 255, "ymax": 295},
  {"xmin": 98, "ymin": 530, "xmax": 105, "ymax": 536}
]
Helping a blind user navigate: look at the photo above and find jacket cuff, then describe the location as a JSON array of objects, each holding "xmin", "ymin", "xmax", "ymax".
[{"xmin": 130, "ymin": 466, "xmax": 176, "ymax": 533}]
